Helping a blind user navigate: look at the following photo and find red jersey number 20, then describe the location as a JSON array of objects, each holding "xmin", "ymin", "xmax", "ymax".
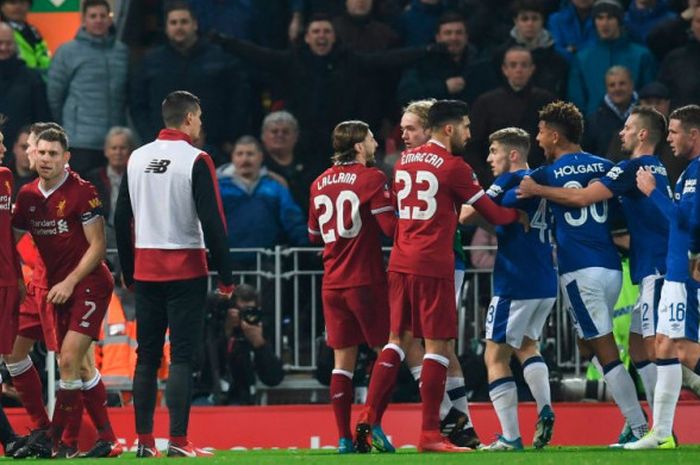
[{"xmin": 313, "ymin": 190, "xmax": 362, "ymax": 243}]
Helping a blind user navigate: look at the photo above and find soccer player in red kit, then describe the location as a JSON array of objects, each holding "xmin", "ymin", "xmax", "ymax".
[
  {"xmin": 308, "ymin": 121, "xmax": 396, "ymax": 454},
  {"xmin": 12, "ymin": 128, "xmax": 120, "ymax": 457},
  {"xmin": 0, "ymin": 118, "xmax": 25, "ymax": 457},
  {"xmin": 355, "ymin": 100, "xmax": 524, "ymax": 452}
]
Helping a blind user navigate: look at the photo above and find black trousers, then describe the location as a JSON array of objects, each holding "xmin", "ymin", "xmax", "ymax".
[{"xmin": 133, "ymin": 277, "xmax": 207, "ymax": 437}]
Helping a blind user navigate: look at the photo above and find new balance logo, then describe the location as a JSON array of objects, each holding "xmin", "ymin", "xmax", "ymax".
[
  {"xmin": 145, "ymin": 159, "xmax": 171, "ymax": 173},
  {"xmin": 380, "ymin": 362, "xmax": 395, "ymax": 368},
  {"xmin": 57, "ymin": 219, "xmax": 69, "ymax": 234}
]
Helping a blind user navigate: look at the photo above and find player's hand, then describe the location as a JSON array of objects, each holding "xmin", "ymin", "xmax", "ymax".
[
  {"xmin": 47, "ymin": 279, "xmax": 76, "ymax": 305},
  {"xmin": 18, "ymin": 278, "xmax": 26, "ymax": 304},
  {"xmin": 241, "ymin": 320, "xmax": 265, "ymax": 348},
  {"xmin": 517, "ymin": 210, "xmax": 530, "ymax": 232},
  {"xmin": 691, "ymin": 258, "xmax": 700, "ymax": 283},
  {"xmin": 446, "ymin": 77, "xmax": 465, "ymax": 94},
  {"xmin": 517, "ymin": 176, "xmax": 539, "ymax": 198},
  {"xmin": 636, "ymin": 167, "xmax": 656, "ymax": 196}
]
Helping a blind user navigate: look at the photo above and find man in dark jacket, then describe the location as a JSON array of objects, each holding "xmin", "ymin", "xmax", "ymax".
[
  {"xmin": 0, "ymin": 21, "xmax": 48, "ymax": 167},
  {"xmin": 583, "ymin": 65, "xmax": 638, "ymax": 161},
  {"xmin": 214, "ymin": 13, "xmax": 430, "ymax": 176},
  {"xmin": 658, "ymin": 6, "xmax": 700, "ymax": 110},
  {"xmin": 130, "ymin": 1, "xmax": 251, "ymax": 164},
  {"xmin": 466, "ymin": 46, "xmax": 556, "ymax": 186},
  {"xmin": 398, "ymin": 11, "xmax": 499, "ymax": 108}
]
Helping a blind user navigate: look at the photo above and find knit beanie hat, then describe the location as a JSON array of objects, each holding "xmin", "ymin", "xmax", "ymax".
[{"xmin": 592, "ymin": 0, "xmax": 624, "ymax": 23}]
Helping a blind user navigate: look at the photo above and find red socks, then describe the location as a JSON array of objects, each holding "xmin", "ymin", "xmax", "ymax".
[
  {"xmin": 12, "ymin": 366, "xmax": 50, "ymax": 429},
  {"xmin": 51, "ymin": 386, "xmax": 83, "ymax": 446},
  {"xmin": 363, "ymin": 345, "xmax": 403, "ymax": 425},
  {"xmin": 420, "ymin": 356, "xmax": 448, "ymax": 432},
  {"xmin": 82, "ymin": 377, "xmax": 116, "ymax": 442},
  {"xmin": 330, "ymin": 370, "xmax": 354, "ymax": 439}
]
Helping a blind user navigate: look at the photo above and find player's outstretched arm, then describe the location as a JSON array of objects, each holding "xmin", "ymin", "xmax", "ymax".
[
  {"xmin": 47, "ymin": 217, "xmax": 106, "ymax": 305},
  {"xmin": 519, "ymin": 176, "xmax": 611, "ymax": 207},
  {"xmin": 637, "ymin": 167, "xmax": 675, "ymax": 223},
  {"xmin": 472, "ymin": 194, "xmax": 519, "ymax": 226}
]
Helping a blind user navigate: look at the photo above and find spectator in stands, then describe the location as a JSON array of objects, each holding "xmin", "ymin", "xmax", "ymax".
[
  {"xmin": 0, "ymin": 0, "xmax": 49, "ymax": 73},
  {"xmin": 47, "ymin": 0, "xmax": 128, "ymax": 178},
  {"xmin": 658, "ymin": 6, "xmax": 700, "ymax": 109},
  {"xmin": 396, "ymin": 0, "xmax": 446, "ymax": 47},
  {"xmin": 217, "ymin": 135, "xmax": 309, "ymax": 267},
  {"xmin": 624, "ymin": 0, "xmax": 678, "ymax": 44},
  {"xmin": 207, "ymin": 284, "xmax": 284, "ymax": 405},
  {"xmin": 213, "ymin": 14, "xmax": 430, "ymax": 176},
  {"xmin": 397, "ymin": 11, "xmax": 499, "ymax": 107},
  {"xmin": 0, "ymin": 22, "xmax": 48, "ymax": 161},
  {"xmin": 130, "ymin": 1, "xmax": 251, "ymax": 165},
  {"xmin": 260, "ymin": 111, "xmax": 314, "ymax": 212},
  {"xmin": 84, "ymin": 127, "xmax": 136, "ymax": 270},
  {"xmin": 450, "ymin": 0, "xmax": 518, "ymax": 54},
  {"xmin": 646, "ymin": 0, "xmax": 697, "ymax": 60},
  {"xmin": 496, "ymin": 0, "xmax": 569, "ymax": 97},
  {"xmin": 637, "ymin": 81, "xmax": 688, "ymax": 185},
  {"xmin": 10, "ymin": 125, "xmax": 34, "ymax": 196},
  {"xmin": 333, "ymin": 0, "xmax": 400, "ymax": 52},
  {"xmin": 466, "ymin": 46, "xmax": 556, "ymax": 185},
  {"xmin": 190, "ymin": 0, "xmax": 304, "ymax": 50},
  {"xmin": 582, "ymin": 65, "xmax": 638, "ymax": 160},
  {"xmin": 547, "ymin": 0, "xmax": 597, "ymax": 62},
  {"xmin": 567, "ymin": 0, "xmax": 656, "ymax": 117}
]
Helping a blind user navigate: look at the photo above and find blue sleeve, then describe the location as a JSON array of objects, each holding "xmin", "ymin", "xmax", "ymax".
[
  {"xmin": 547, "ymin": 14, "xmax": 573, "ymax": 62},
  {"xmin": 599, "ymin": 160, "xmax": 634, "ymax": 196},
  {"xmin": 529, "ymin": 166, "xmax": 549, "ymax": 185},
  {"xmin": 649, "ymin": 188, "xmax": 677, "ymax": 224},
  {"xmin": 276, "ymin": 182, "xmax": 310, "ymax": 246},
  {"xmin": 691, "ymin": 180, "xmax": 700, "ymax": 255},
  {"xmin": 485, "ymin": 173, "xmax": 516, "ymax": 203}
]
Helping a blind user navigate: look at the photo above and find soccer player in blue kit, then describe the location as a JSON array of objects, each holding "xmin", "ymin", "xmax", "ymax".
[
  {"xmin": 461, "ymin": 127, "xmax": 557, "ymax": 451},
  {"xmin": 519, "ymin": 106, "xmax": 671, "ymax": 419},
  {"xmin": 518, "ymin": 101, "xmax": 649, "ymax": 443},
  {"xmin": 630, "ymin": 105, "xmax": 700, "ymax": 449}
]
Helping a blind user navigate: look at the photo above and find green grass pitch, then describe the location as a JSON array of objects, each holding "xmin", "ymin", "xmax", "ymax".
[{"xmin": 3, "ymin": 447, "xmax": 700, "ymax": 465}]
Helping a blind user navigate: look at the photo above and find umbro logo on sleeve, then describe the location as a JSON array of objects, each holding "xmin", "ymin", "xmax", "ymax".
[{"xmin": 144, "ymin": 159, "xmax": 171, "ymax": 174}]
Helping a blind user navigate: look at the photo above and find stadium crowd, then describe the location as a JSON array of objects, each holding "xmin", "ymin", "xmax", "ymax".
[{"xmin": 1, "ymin": 0, "xmax": 700, "ymax": 457}]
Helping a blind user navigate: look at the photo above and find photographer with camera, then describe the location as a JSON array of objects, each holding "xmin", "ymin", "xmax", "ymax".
[{"xmin": 207, "ymin": 284, "xmax": 284, "ymax": 405}]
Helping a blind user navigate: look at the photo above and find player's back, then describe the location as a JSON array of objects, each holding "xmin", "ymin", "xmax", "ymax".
[
  {"xmin": 665, "ymin": 158, "xmax": 700, "ymax": 282},
  {"xmin": 530, "ymin": 152, "xmax": 619, "ymax": 274},
  {"xmin": 488, "ymin": 170, "xmax": 557, "ymax": 299},
  {"xmin": 388, "ymin": 141, "xmax": 481, "ymax": 280},
  {"xmin": 599, "ymin": 156, "xmax": 671, "ymax": 283},
  {"xmin": 309, "ymin": 163, "xmax": 392, "ymax": 289}
]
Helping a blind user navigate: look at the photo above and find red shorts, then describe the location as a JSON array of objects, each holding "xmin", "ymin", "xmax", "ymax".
[
  {"xmin": 0, "ymin": 285, "xmax": 20, "ymax": 354},
  {"xmin": 55, "ymin": 280, "xmax": 112, "ymax": 346},
  {"xmin": 18, "ymin": 283, "xmax": 58, "ymax": 351},
  {"xmin": 322, "ymin": 283, "xmax": 389, "ymax": 349},
  {"xmin": 388, "ymin": 271, "xmax": 457, "ymax": 340}
]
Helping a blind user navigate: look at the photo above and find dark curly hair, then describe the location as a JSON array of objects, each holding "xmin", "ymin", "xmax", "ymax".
[{"xmin": 538, "ymin": 101, "xmax": 584, "ymax": 145}]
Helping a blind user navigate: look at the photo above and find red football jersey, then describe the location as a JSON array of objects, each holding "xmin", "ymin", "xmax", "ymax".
[
  {"xmin": 308, "ymin": 163, "xmax": 395, "ymax": 289},
  {"xmin": 388, "ymin": 140, "xmax": 485, "ymax": 279},
  {"xmin": 13, "ymin": 171, "xmax": 111, "ymax": 288},
  {"xmin": 0, "ymin": 167, "xmax": 20, "ymax": 286}
]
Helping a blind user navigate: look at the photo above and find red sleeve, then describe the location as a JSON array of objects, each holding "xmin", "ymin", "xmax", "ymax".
[
  {"xmin": 451, "ymin": 159, "xmax": 486, "ymax": 205},
  {"xmin": 12, "ymin": 189, "xmax": 28, "ymax": 232},
  {"xmin": 77, "ymin": 181, "xmax": 104, "ymax": 224},
  {"xmin": 367, "ymin": 170, "xmax": 396, "ymax": 238},
  {"xmin": 307, "ymin": 185, "xmax": 322, "ymax": 244},
  {"xmin": 472, "ymin": 195, "xmax": 519, "ymax": 225}
]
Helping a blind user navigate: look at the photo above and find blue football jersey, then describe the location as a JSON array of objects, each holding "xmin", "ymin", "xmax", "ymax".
[
  {"xmin": 530, "ymin": 152, "xmax": 621, "ymax": 274},
  {"xmin": 486, "ymin": 170, "xmax": 557, "ymax": 299},
  {"xmin": 653, "ymin": 158, "xmax": 700, "ymax": 282},
  {"xmin": 598, "ymin": 155, "xmax": 670, "ymax": 284}
]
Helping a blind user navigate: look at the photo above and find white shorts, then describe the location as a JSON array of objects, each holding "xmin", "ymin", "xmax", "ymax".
[
  {"xmin": 560, "ymin": 267, "xmax": 622, "ymax": 341},
  {"xmin": 630, "ymin": 274, "xmax": 664, "ymax": 338},
  {"xmin": 484, "ymin": 296, "xmax": 555, "ymax": 349},
  {"xmin": 656, "ymin": 280, "xmax": 700, "ymax": 342}
]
